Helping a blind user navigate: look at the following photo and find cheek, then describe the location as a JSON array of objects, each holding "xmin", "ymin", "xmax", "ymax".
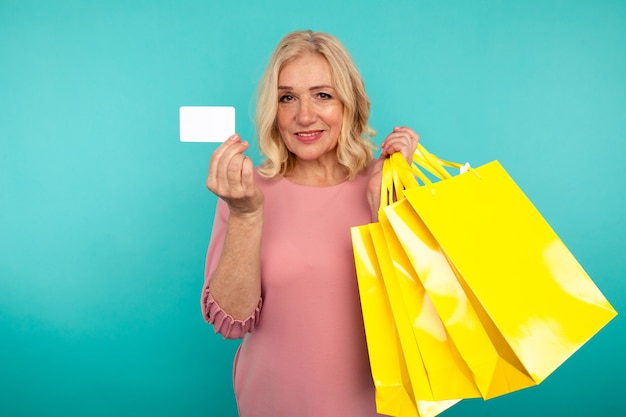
[
  {"xmin": 327, "ymin": 105, "xmax": 344, "ymax": 130},
  {"xmin": 275, "ymin": 108, "xmax": 290, "ymax": 131},
  {"xmin": 275, "ymin": 110, "xmax": 295, "ymax": 146}
]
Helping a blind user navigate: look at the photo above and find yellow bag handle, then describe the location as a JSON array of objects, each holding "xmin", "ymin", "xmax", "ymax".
[
  {"xmin": 414, "ymin": 144, "xmax": 466, "ymax": 179},
  {"xmin": 380, "ymin": 157, "xmax": 393, "ymax": 209},
  {"xmin": 380, "ymin": 153, "xmax": 431, "ymax": 210},
  {"xmin": 380, "ymin": 143, "xmax": 474, "ymax": 210},
  {"xmin": 413, "ymin": 143, "xmax": 479, "ymax": 183}
]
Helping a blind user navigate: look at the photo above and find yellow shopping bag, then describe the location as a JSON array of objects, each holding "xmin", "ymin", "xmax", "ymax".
[
  {"xmin": 385, "ymin": 197, "xmax": 538, "ymax": 399},
  {"xmin": 380, "ymin": 152, "xmax": 536, "ymax": 400},
  {"xmin": 352, "ymin": 224, "xmax": 420, "ymax": 417},
  {"xmin": 386, "ymin": 147, "xmax": 617, "ymax": 399},
  {"xmin": 375, "ymin": 210, "xmax": 481, "ymax": 401},
  {"xmin": 351, "ymin": 157, "xmax": 460, "ymax": 417}
]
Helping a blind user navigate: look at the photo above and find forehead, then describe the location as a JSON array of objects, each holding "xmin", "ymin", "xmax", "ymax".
[{"xmin": 278, "ymin": 53, "xmax": 334, "ymax": 87}]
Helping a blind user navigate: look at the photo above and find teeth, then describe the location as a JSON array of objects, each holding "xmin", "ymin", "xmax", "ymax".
[{"xmin": 297, "ymin": 132, "xmax": 319, "ymax": 137}]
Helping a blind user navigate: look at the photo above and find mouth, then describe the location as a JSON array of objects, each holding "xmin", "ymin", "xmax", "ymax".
[{"xmin": 295, "ymin": 130, "xmax": 324, "ymax": 143}]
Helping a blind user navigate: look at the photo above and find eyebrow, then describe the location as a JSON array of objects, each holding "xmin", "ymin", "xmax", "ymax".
[{"xmin": 277, "ymin": 85, "xmax": 336, "ymax": 91}]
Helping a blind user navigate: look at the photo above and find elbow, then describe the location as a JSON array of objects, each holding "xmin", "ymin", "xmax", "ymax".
[{"xmin": 201, "ymin": 288, "xmax": 262, "ymax": 339}]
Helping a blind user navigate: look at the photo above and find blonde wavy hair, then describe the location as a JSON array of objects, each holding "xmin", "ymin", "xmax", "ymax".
[{"xmin": 256, "ymin": 30, "xmax": 376, "ymax": 179}]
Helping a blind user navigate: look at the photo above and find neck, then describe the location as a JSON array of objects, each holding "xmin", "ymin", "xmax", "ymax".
[{"xmin": 285, "ymin": 158, "xmax": 348, "ymax": 186}]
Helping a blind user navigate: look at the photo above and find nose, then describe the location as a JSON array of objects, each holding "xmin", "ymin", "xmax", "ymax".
[{"xmin": 295, "ymin": 97, "xmax": 316, "ymax": 126}]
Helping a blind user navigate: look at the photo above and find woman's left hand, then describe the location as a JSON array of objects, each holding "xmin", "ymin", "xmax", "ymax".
[{"xmin": 380, "ymin": 126, "xmax": 420, "ymax": 164}]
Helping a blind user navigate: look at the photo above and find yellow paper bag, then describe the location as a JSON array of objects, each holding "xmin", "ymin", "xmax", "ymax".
[
  {"xmin": 384, "ymin": 197, "xmax": 538, "ymax": 399},
  {"xmin": 352, "ymin": 224, "xmax": 420, "ymax": 417},
  {"xmin": 395, "ymin": 151, "xmax": 617, "ymax": 398},
  {"xmin": 378, "ymin": 153, "xmax": 535, "ymax": 399},
  {"xmin": 352, "ymin": 224, "xmax": 459, "ymax": 417},
  {"xmin": 375, "ymin": 209, "xmax": 481, "ymax": 401},
  {"xmin": 351, "ymin": 156, "xmax": 460, "ymax": 416}
]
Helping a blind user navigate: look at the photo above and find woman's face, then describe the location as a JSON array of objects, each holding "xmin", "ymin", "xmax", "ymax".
[{"xmin": 276, "ymin": 52, "xmax": 344, "ymax": 164}]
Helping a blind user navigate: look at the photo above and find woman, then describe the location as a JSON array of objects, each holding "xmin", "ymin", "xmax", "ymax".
[{"xmin": 201, "ymin": 30, "xmax": 419, "ymax": 417}]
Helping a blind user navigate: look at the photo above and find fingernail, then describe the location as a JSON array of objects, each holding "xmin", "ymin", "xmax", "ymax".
[{"xmin": 229, "ymin": 134, "xmax": 239, "ymax": 141}]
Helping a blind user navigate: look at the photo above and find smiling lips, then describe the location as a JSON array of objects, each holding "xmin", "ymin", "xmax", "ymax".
[{"xmin": 295, "ymin": 130, "xmax": 324, "ymax": 143}]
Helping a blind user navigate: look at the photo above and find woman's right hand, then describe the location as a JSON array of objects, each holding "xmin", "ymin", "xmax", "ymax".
[{"xmin": 206, "ymin": 134, "xmax": 264, "ymax": 216}]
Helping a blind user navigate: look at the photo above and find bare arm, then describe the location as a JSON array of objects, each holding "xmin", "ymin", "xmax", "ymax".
[{"xmin": 206, "ymin": 134, "xmax": 264, "ymax": 320}]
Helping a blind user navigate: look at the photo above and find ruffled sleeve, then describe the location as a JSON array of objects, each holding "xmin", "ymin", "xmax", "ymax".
[
  {"xmin": 200, "ymin": 198, "xmax": 263, "ymax": 339},
  {"xmin": 201, "ymin": 286, "xmax": 262, "ymax": 339}
]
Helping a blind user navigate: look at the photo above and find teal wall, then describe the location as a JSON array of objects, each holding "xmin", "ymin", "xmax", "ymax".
[{"xmin": 1, "ymin": 1, "xmax": 624, "ymax": 416}]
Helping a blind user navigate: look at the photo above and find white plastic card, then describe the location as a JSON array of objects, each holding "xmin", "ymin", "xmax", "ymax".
[{"xmin": 179, "ymin": 106, "xmax": 235, "ymax": 142}]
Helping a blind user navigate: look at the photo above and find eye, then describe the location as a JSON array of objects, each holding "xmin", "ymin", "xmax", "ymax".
[
  {"xmin": 317, "ymin": 92, "xmax": 332, "ymax": 100},
  {"xmin": 279, "ymin": 94, "xmax": 294, "ymax": 102}
]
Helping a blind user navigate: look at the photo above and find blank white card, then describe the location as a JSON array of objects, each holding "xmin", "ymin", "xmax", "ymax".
[{"xmin": 179, "ymin": 106, "xmax": 235, "ymax": 142}]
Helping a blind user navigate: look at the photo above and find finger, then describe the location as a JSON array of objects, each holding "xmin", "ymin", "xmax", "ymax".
[
  {"xmin": 393, "ymin": 126, "xmax": 419, "ymax": 137},
  {"xmin": 382, "ymin": 132, "xmax": 412, "ymax": 145},
  {"xmin": 380, "ymin": 134, "xmax": 413, "ymax": 156},
  {"xmin": 241, "ymin": 156, "xmax": 256, "ymax": 196},
  {"xmin": 382, "ymin": 127, "xmax": 420, "ymax": 155},
  {"xmin": 210, "ymin": 134, "xmax": 240, "ymax": 163},
  {"xmin": 207, "ymin": 134, "xmax": 240, "ymax": 186},
  {"xmin": 383, "ymin": 128, "xmax": 412, "ymax": 142},
  {"xmin": 383, "ymin": 141, "xmax": 410, "ymax": 155},
  {"xmin": 392, "ymin": 126, "xmax": 420, "ymax": 144},
  {"xmin": 207, "ymin": 135, "xmax": 249, "ymax": 192},
  {"xmin": 226, "ymin": 152, "xmax": 248, "ymax": 192},
  {"xmin": 214, "ymin": 138, "xmax": 249, "ymax": 183}
]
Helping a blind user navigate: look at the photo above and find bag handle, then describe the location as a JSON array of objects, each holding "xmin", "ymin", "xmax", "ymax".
[
  {"xmin": 380, "ymin": 153, "xmax": 430, "ymax": 210},
  {"xmin": 379, "ymin": 143, "xmax": 475, "ymax": 210},
  {"xmin": 413, "ymin": 143, "xmax": 478, "ymax": 182},
  {"xmin": 414, "ymin": 144, "xmax": 467, "ymax": 178}
]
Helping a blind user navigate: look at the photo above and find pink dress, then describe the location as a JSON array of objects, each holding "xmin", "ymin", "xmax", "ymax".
[{"xmin": 201, "ymin": 168, "xmax": 385, "ymax": 417}]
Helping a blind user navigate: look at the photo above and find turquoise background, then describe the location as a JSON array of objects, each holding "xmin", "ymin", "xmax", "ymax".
[{"xmin": 1, "ymin": 1, "xmax": 624, "ymax": 416}]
